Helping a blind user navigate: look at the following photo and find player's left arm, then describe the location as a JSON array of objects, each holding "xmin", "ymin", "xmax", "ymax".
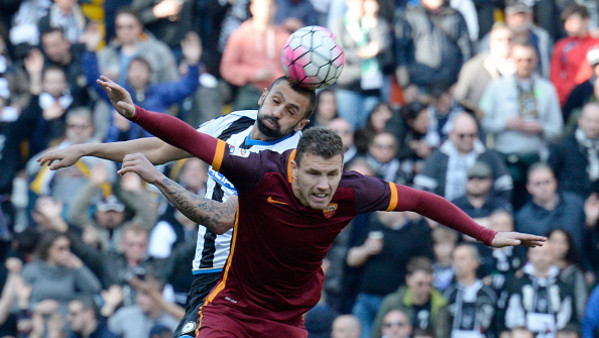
[
  {"xmin": 388, "ymin": 184, "xmax": 546, "ymax": 248},
  {"xmin": 118, "ymin": 153, "xmax": 237, "ymax": 234}
]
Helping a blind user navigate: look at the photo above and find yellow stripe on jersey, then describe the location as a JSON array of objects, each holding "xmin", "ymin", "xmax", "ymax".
[
  {"xmin": 212, "ymin": 139, "xmax": 227, "ymax": 172},
  {"xmin": 386, "ymin": 182, "xmax": 398, "ymax": 211},
  {"xmin": 287, "ymin": 149, "xmax": 297, "ymax": 183},
  {"xmin": 203, "ymin": 205, "xmax": 240, "ymax": 305}
]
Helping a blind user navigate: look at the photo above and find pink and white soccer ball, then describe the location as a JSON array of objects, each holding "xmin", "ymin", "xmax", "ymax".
[{"xmin": 281, "ymin": 25, "xmax": 345, "ymax": 89}]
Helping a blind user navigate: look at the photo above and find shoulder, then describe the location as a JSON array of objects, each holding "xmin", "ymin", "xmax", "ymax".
[{"xmin": 198, "ymin": 110, "xmax": 257, "ymax": 134}]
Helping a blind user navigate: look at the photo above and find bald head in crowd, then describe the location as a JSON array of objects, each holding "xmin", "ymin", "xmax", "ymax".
[
  {"xmin": 449, "ymin": 113, "xmax": 479, "ymax": 154},
  {"xmin": 331, "ymin": 315, "xmax": 361, "ymax": 338}
]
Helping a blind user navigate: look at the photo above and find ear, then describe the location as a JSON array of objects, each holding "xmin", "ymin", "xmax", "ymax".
[
  {"xmin": 294, "ymin": 118, "xmax": 310, "ymax": 132},
  {"xmin": 290, "ymin": 159, "xmax": 298, "ymax": 179},
  {"xmin": 257, "ymin": 88, "xmax": 268, "ymax": 106}
]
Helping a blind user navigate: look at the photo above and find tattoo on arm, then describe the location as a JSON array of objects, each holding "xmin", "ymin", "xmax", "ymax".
[{"xmin": 157, "ymin": 177, "xmax": 237, "ymax": 234}]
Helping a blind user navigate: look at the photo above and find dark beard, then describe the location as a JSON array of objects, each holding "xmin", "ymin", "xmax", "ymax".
[{"xmin": 257, "ymin": 114, "xmax": 285, "ymax": 138}]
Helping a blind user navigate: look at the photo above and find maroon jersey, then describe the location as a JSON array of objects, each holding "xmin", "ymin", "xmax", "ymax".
[{"xmin": 131, "ymin": 106, "xmax": 497, "ymax": 324}]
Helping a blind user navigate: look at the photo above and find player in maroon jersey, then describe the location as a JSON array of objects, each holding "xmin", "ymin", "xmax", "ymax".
[{"xmin": 80, "ymin": 76, "xmax": 546, "ymax": 337}]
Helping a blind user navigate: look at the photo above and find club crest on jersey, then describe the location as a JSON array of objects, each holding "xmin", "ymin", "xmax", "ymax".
[
  {"xmin": 323, "ymin": 203, "xmax": 338, "ymax": 219},
  {"xmin": 229, "ymin": 145, "xmax": 250, "ymax": 158}
]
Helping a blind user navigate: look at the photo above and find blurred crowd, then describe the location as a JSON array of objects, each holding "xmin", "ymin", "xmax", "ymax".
[{"xmin": 1, "ymin": 0, "xmax": 599, "ymax": 337}]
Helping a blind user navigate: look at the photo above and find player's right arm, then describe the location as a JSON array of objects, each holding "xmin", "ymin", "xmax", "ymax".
[{"xmin": 38, "ymin": 137, "xmax": 191, "ymax": 170}]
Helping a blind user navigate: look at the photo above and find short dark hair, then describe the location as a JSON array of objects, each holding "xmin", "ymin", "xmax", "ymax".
[
  {"xmin": 295, "ymin": 127, "xmax": 343, "ymax": 166},
  {"xmin": 71, "ymin": 294, "xmax": 99, "ymax": 316},
  {"xmin": 561, "ymin": 4, "xmax": 589, "ymax": 22},
  {"xmin": 36, "ymin": 230, "xmax": 69, "ymax": 262},
  {"xmin": 40, "ymin": 27, "xmax": 65, "ymax": 39},
  {"xmin": 269, "ymin": 76, "xmax": 317, "ymax": 119},
  {"xmin": 115, "ymin": 8, "xmax": 143, "ymax": 26},
  {"xmin": 400, "ymin": 100, "xmax": 428, "ymax": 122},
  {"xmin": 406, "ymin": 256, "xmax": 433, "ymax": 276}
]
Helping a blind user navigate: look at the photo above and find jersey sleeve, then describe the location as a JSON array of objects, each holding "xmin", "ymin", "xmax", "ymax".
[
  {"xmin": 352, "ymin": 173, "xmax": 497, "ymax": 246},
  {"xmin": 131, "ymin": 106, "xmax": 266, "ymax": 190}
]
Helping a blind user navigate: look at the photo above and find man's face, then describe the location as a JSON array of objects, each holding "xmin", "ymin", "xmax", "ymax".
[
  {"xmin": 95, "ymin": 210, "xmax": 125, "ymax": 229},
  {"xmin": 65, "ymin": 115, "xmax": 94, "ymax": 144},
  {"xmin": 331, "ymin": 316, "xmax": 360, "ymax": 338},
  {"xmin": 381, "ymin": 310, "xmax": 412, "ymax": 338},
  {"xmin": 368, "ymin": 133, "xmax": 397, "ymax": 163},
  {"xmin": 449, "ymin": 117, "xmax": 478, "ymax": 154},
  {"xmin": 579, "ymin": 105, "xmax": 599, "ymax": 139},
  {"xmin": 452, "ymin": 246, "xmax": 479, "ymax": 278},
  {"xmin": 489, "ymin": 211, "xmax": 514, "ymax": 232},
  {"xmin": 406, "ymin": 271, "xmax": 433, "ymax": 303},
  {"xmin": 256, "ymin": 80, "xmax": 310, "ymax": 139},
  {"xmin": 564, "ymin": 14, "xmax": 588, "ymax": 37},
  {"xmin": 328, "ymin": 118, "xmax": 354, "ymax": 153},
  {"xmin": 42, "ymin": 31, "xmax": 70, "ymax": 64},
  {"xmin": 67, "ymin": 301, "xmax": 90, "ymax": 333},
  {"xmin": 512, "ymin": 45, "xmax": 537, "ymax": 78},
  {"xmin": 527, "ymin": 245, "xmax": 553, "ymax": 273},
  {"xmin": 127, "ymin": 60, "xmax": 151, "ymax": 89},
  {"xmin": 121, "ymin": 231, "xmax": 148, "ymax": 262},
  {"xmin": 465, "ymin": 176, "xmax": 493, "ymax": 197},
  {"xmin": 115, "ymin": 13, "xmax": 143, "ymax": 45},
  {"xmin": 291, "ymin": 153, "xmax": 343, "ymax": 210},
  {"xmin": 526, "ymin": 168, "xmax": 557, "ymax": 203},
  {"xmin": 42, "ymin": 69, "xmax": 67, "ymax": 98},
  {"xmin": 489, "ymin": 27, "xmax": 512, "ymax": 59}
]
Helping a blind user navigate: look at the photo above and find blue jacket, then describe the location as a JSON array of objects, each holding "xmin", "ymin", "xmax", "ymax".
[
  {"xmin": 82, "ymin": 50, "xmax": 200, "ymax": 142},
  {"xmin": 582, "ymin": 284, "xmax": 599, "ymax": 338}
]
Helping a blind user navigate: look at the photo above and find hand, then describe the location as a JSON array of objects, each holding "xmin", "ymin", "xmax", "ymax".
[
  {"xmin": 521, "ymin": 120, "xmax": 543, "ymax": 135},
  {"xmin": 24, "ymin": 49, "xmax": 44, "ymax": 75},
  {"xmin": 363, "ymin": 237, "xmax": 383, "ymax": 255},
  {"xmin": 90, "ymin": 161, "xmax": 110, "ymax": 185},
  {"xmin": 15, "ymin": 280, "xmax": 32, "ymax": 308},
  {"xmin": 35, "ymin": 196, "xmax": 64, "ymax": 224},
  {"xmin": 60, "ymin": 252, "xmax": 83, "ymax": 269},
  {"xmin": 82, "ymin": 225, "xmax": 100, "ymax": 247},
  {"xmin": 42, "ymin": 102, "xmax": 66, "ymax": 120},
  {"xmin": 181, "ymin": 31, "xmax": 202, "ymax": 65},
  {"xmin": 81, "ymin": 21, "xmax": 103, "ymax": 51},
  {"xmin": 490, "ymin": 231, "xmax": 546, "ymax": 248},
  {"xmin": 585, "ymin": 193, "xmax": 599, "ymax": 228},
  {"xmin": 5, "ymin": 257, "xmax": 23, "ymax": 274},
  {"xmin": 505, "ymin": 116, "xmax": 524, "ymax": 131},
  {"xmin": 101, "ymin": 285, "xmax": 124, "ymax": 309},
  {"xmin": 153, "ymin": 0, "xmax": 183, "ymax": 18},
  {"xmin": 37, "ymin": 145, "xmax": 85, "ymax": 170},
  {"xmin": 96, "ymin": 76, "xmax": 135, "ymax": 118},
  {"xmin": 118, "ymin": 153, "xmax": 165, "ymax": 185}
]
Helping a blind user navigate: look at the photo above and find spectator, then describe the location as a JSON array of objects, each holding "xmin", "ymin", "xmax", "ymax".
[
  {"xmin": 9, "ymin": 0, "xmax": 52, "ymax": 48},
  {"xmin": 563, "ymin": 47, "xmax": 599, "ymax": 128},
  {"xmin": 83, "ymin": 30, "xmax": 201, "ymax": 142},
  {"xmin": 275, "ymin": 0, "xmax": 318, "ymax": 31},
  {"xmin": 0, "ymin": 258, "xmax": 23, "ymax": 337},
  {"xmin": 386, "ymin": 100, "xmax": 435, "ymax": 180},
  {"xmin": 431, "ymin": 227, "xmax": 458, "ymax": 293},
  {"xmin": 66, "ymin": 295, "xmax": 119, "ymax": 338},
  {"xmin": 0, "ymin": 28, "xmax": 30, "ymax": 113},
  {"xmin": 503, "ymin": 244, "xmax": 577, "ymax": 337},
  {"xmin": 97, "ymin": 8, "xmax": 178, "ymax": 85},
  {"xmin": 328, "ymin": 117, "xmax": 359, "ymax": 165},
  {"xmin": 478, "ymin": 1, "xmax": 553, "ymax": 78},
  {"xmin": 393, "ymin": 0, "xmax": 472, "ymax": 93},
  {"xmin": 443, "ymin": 244, "xmax": 496, "ymax": 337},
  {"xmin": 547, "ymin": 229, "xmax": 588, "ymax": 323},
  {"xmin": 550, "ymin": 4, "xmax": 599, "ymax": 107},
  {"xmin": 22, "ymin": 229, "xmax": 101, "ymax": 307},
  {"xmin": 40, "ymin": 27, "xmax": 90, "ymax": 109},
  {"xmin": 365, "ymin": 132, "xmax": 406, "ymax": 183},
  {"xmin": 380, "ymin": 309, "xmax": 412, "ymax": 338},
  {"xmin": 480, "ymin": 41, "xmax": 563, "ymax": 209},
  {"xmin": 347, "ymin": 211, "xmax": 433, "ymax": 338},
  {"xmin": 515, "ymin": 163, "xmax": 585, "ymax": 256},
  {"xmin": 581, "ymin": 284, "xmax": 599, "ymax": 338},
  {"xmin": 355, "ymin": 102, "xmax": 395, "ymax": 154},
  {"xmin": 28, "ymin": 108, "xmax": 116, "ymax": 216},
  {"xmin": 107, "ymin": 274, "xmax": 180, "ymax": 338},
  {"xmin": 331, "ymin": 314, "xmax": 361, "ymax": 338},
  {"xmin": 510, "ymin": 326, "xmax": 535, "ymax": 338},
  {"xmin": 415, "ymin": 112, "xmax": 513, "ymax": 201},
  {"xmin": 308, "ymin": 88, "xmax": 338, "ymax": 128},
  {"xmin": 38, "ymin": 0, "xmax": 86, "ymax": 43},
  {"xmin": 220, "ymin": 0, "xmax": 289, "ymax": 110},
  {"xmin": 330, "ymin": 0, "xmax": 390, "ymax": 129},
  {"xmin": 373, "ymin": 257, "xmax": 450, "ymax": 338},
  {"xmin": 549, "ymin": 102, "xmax": 599, "ymax": 198},
  {"xmin": 454, "ymin": 22, "xmax": 514, "ymax": 114}
]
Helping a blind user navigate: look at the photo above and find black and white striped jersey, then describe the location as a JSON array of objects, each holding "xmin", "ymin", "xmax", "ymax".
[{"xmin": 192, "ymin": 110, "xmax": 302, "ymax": 274}]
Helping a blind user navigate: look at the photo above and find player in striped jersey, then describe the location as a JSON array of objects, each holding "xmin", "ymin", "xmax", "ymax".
[{"xmin": 38, "ymin": 76, "xmax": 316, "ymax": 337}]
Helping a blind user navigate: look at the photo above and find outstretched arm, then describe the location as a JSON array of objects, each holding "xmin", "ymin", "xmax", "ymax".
[{"xmin": 118, "ymin": 153, "xmax": 236, "ymax": 234}]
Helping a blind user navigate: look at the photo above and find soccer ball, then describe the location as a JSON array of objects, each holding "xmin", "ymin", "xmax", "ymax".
[{"xmin": 281, "ymin": 26, "xmax": 345, "ymax": 90}]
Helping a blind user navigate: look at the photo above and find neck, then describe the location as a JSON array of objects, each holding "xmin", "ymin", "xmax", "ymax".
[
  {"xmin": 250, "ymin": 124, "xmax": 283, "ymax": 141},
  {"xmin": 466, "ymin": 194, "xmax": 486, "ymax": 208},
  {"xmin": 533, "ymin": 194, "xmax": 558, "ymax": 210},
  {"xmin": 412, "ymin": 294, "xmax": 428, "ymax": 306},
  {"xmin": 554, "ymin": 259, "xmax": 567, "ymax": 269},
  {"xmin": 457, "ymin": 274, "xmax": 476, "ymax": 286},
  {"xmin": 534, "ymin": 266, "xmax": 550, "ymax": 278},
  {"xmin": 516, "ymin": 74, "xmax": 532, "ymax": 80},
  {"xmin": 252, "ymin": 19, "xmax": 273, "ymax": 32}
]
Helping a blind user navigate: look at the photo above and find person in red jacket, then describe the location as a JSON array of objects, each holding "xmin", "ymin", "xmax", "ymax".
[{"xmin": 550, "ymin": 4, "xmax": 599, "ymax": 106}]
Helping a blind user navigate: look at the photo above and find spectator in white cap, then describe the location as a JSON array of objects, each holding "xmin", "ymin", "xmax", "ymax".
[{"xmin": 562, "ymin": 46, "xmax": 599, "ymax": 130}]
